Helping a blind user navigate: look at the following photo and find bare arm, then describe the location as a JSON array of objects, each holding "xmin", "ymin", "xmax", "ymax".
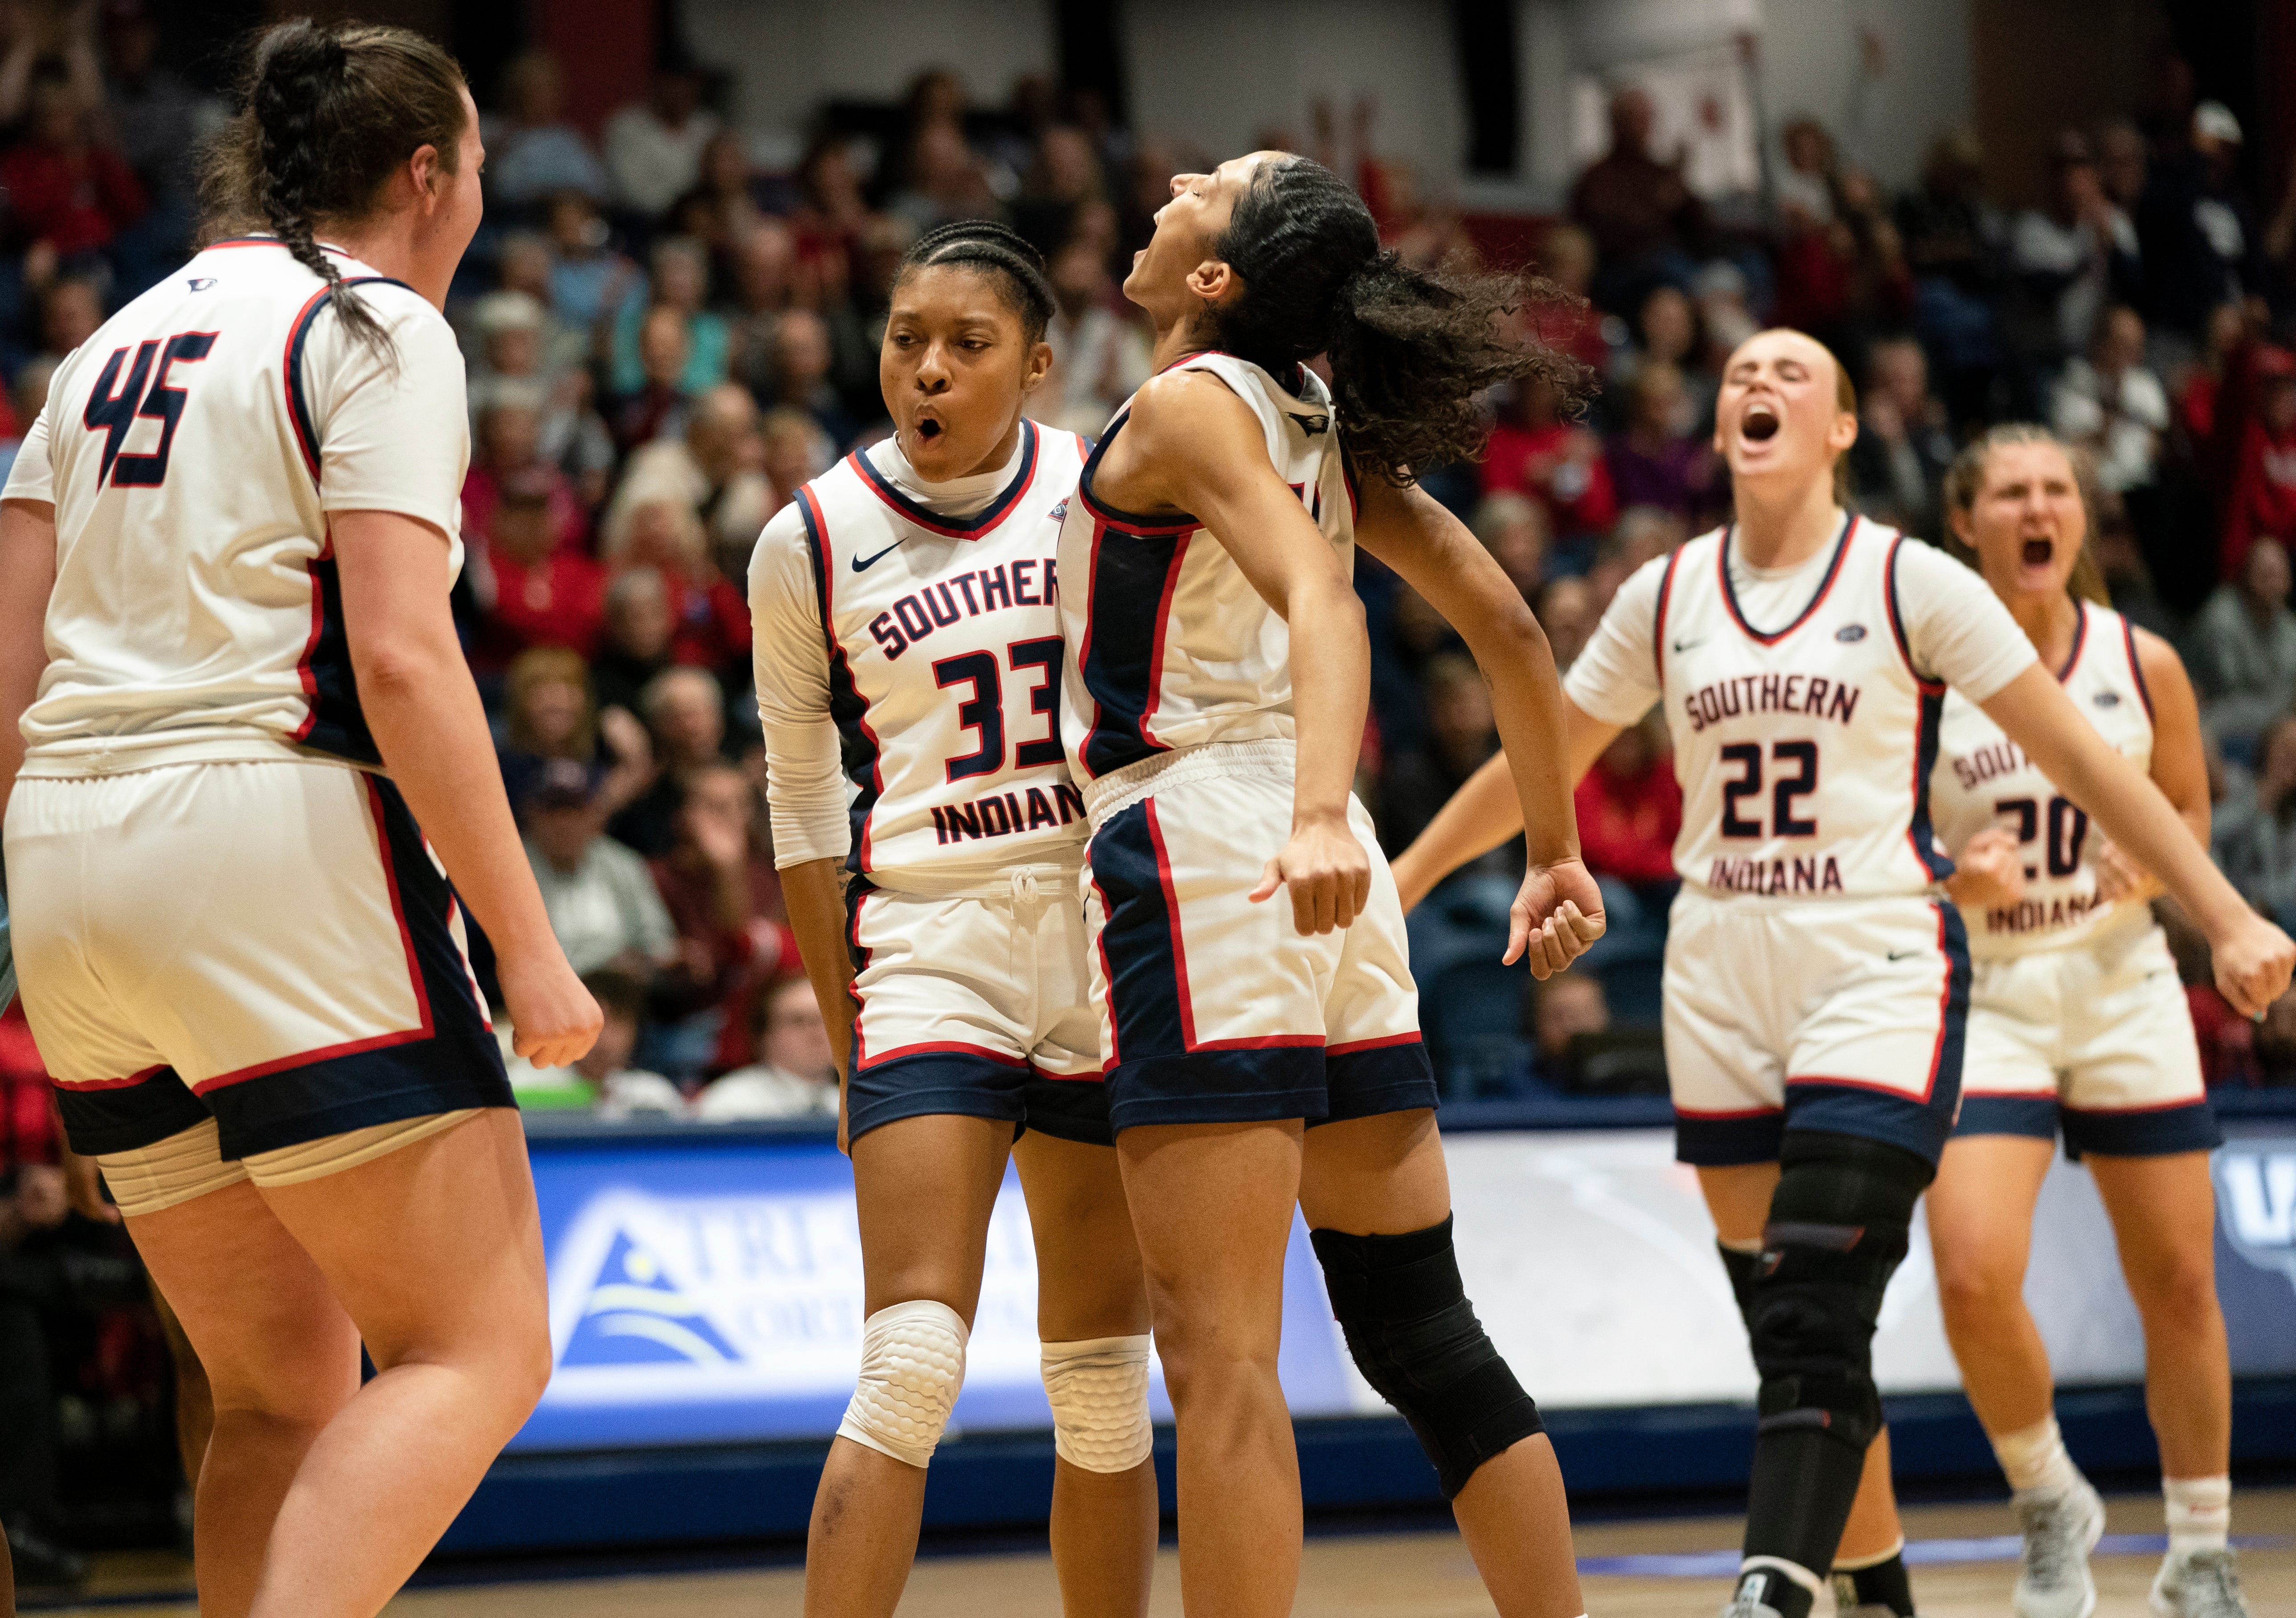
[
  {"xmin": 1981, "ymin": 660, "xmax": 2294, "ymax": 1014},
  {"xmin": 1389, "ymin": 698, "xmax": 1625, "ymax": 913},
  {"xmin": 778, "ymin": 857, "xmax": 857, "ymax": 1147},
  {"xmin": 333, "ymin": 509, "xmax": 601, "ymax": 1065},
  {"xmin": 1353, "ymin": 473, "xmax": 1605, "ymax": 972},
  {"xmin": 0, "ymin": 499, "xmax": 56, "ymax": 827},
  {"xmin": 1097, "ymin": 370, "xmax": 1370, "ymax": 934}
]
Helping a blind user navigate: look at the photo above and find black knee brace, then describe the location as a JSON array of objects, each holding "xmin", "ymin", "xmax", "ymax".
[
  {"xmin": 1745, "ymin": 1132, "xmax": 1932, "ymax": 1455},
  {"xmin": 1310, "ymin": 1216, "xmax": 1542, "ymax": 1499}
]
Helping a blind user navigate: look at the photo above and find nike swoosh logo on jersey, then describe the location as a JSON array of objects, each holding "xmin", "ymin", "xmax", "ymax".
[
  {"xmin": 1672, "ymin": 636, "xmax": 1705, "ymax": 653},
  {"xmin": 1885, "ymin": 949, "xmax": 1919, "ymax": 961},
  {"xmin": 851, "ymin": 539, "xmax": 906, "ymax": 573}
]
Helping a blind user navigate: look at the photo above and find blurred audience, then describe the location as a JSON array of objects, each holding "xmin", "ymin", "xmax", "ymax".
[{"xmin": 693, "ymin": 977, "xmax": 841, "ymax": 1121}]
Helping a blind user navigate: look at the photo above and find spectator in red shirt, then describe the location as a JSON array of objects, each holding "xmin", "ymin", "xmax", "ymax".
[
  {"xmin": 646, "ymin": 762, "xmax": 795, "ymax": 1076},
  {"xmin": 2221, "ymin": 351, "xmax": 2296, "ymax": 580},
  {"xmin": 462, "ymin": 387, "xmax": 587, "ymax": 560},
  {"xmin": 0, "ymin": 1005, "xmax": 58, "ymax": 1170},
  {"xmin": 472, "ymin": 468, "xmax": 605, "ymax": 670},
  {"xmin": 1573, "ymin": 716, "xmax": 1682, "ymax": 973},
  {"xmin": 0, "ymin": 66, "xmax": 144, "ymax": 259},
  {"xmin": 1482, "ymin": 375, "xmax": 1618, "ymax": 544}
]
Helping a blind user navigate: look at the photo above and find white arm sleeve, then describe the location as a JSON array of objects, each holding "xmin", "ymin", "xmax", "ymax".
[
  {"xmin": 1891, "ymin": 539, "xmax": 2041, "ymax": 700},
  {"xmin": 750, "ymin": 501, "xmax": 851, "ymax": 869},
  {"xmin": 308, "ymin": 288, "xmax": 470, "ymax": 537},
  {"xmin": 1562, "ymin": 554, "xmax": 1671, "ymax": 727},
  {"xmin": 1, "ymin": 408, "xmax": 52, "ymax": 503}
]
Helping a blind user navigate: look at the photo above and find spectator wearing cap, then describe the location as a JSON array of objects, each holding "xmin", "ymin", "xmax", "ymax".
[
  {"xmin": 592, "ymin": 567, "xmax": 679, "ymax": 717},
  {"xmin": 693, "ymin": 977, "xmax": 840, "ymax": 1121},
  {"xmin": 1849, "ymin": 335, "xmax": 1957, "ymax": 536},
  {"xmin": 471, "ymin": 466, "xmax": 607, "ymax": 669},
  {"xmin": 609, "ymin": 383, "xmax": 774, "ymax": 572},
  {"xmin": 648, "ymin": 762, "xmax": 794, "ymax": 1078},
  {"xmin": 487, "ymin": 51, "xmax": 612, "ymax": 211},
  {"xmin": 2137, "ymin": 101, "xmax": 2270, "ymax": 345},
  {"xmin": 604, "ymin": 62, "xmax": 720, "ymax": 218},
  {"xmin": 2052, "ymin": 304, "xmax": 2169, "ymax": 496},
  {"xmin": 2009, "ymin": 129, "xmax": 2142, "ymax": 371},
  {"xmin": 522, "ymin": 760, "xmax": 680, "ymax": 979},
  {"xmin": 496, "ymin": 646, "xmax": 653, "ymax": 821},
  {"xmin": 2223, "ymin": 351, "xmax": 2296, "ymax": 579},
  {"xmin": 2193, "ymin": 537, "xmax": 2296, "ymax": 752},
  {"xmin": 0, "ymin": 62, "xmax": 145, "ymax": 263}
]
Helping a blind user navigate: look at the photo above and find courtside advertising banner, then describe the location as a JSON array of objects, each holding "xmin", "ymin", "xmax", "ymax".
[{"xmin": 508, "ymin": 1124, "xmax": 2296, "ymax": 1452}]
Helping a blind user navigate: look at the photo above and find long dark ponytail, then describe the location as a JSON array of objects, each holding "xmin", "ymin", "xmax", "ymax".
[
  {"xmin": 1206, "ymin": 156, "xmax": 1588, "ymax": 487},
  {"xmin": 197, "ymin": 20, "xmax": 468, "ymax": 360}
]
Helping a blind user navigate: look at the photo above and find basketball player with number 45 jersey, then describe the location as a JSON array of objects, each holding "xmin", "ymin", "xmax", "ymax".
[{"xmin": 1393, "ymin": 329, "xmax": 2294, "ymax": 1618}]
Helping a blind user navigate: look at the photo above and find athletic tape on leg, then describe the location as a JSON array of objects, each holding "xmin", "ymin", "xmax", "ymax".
[
  {"xmin": 837, "ymin": 1299, "xmax": 968, "ymax": 1469},
  {"xmin": 1041, "ymin": 1334, "xmax": 1152, "ymax": 1473}
]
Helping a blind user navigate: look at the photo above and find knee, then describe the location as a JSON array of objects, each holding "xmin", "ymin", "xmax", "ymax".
[
  {"xmin": 839, "ymin": 1300, "xmax": 968, "ymax": 1468},
  {"xmin": 1932, "ymin": 1246, "xmax": 2030, "ymax": 1326},
  {"xmin": 1042, "ymin": 1335, "xmax": 1153, "ymax": 1473},
  {"xmin": 2128, "ymin": 1247, "xmax": 2220, "ymax": 1326}
]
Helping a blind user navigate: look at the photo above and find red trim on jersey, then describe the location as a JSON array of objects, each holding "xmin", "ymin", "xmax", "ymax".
[
  {"xmin": 1032, "ymin": 1065, "xmax": 1106, "ymax": 1082},
  {"xmin": 2062, "ymin": 1094, "xmax": 2209, "ymax": 1116},
  {"xmin": 1145, "ymin": 798, "xmax": 1200, "ymax": 1046},
  {"xmin": 2055, "ymin": 600, "xmax": 2090, "ymax": 683},
  {"xmin": 1651, "ymin": 542, "xmax": 1690, "ymax": 687},
  {"xmin": 1137, "ymin": 530, "xmax": 1193, "ymax": 754},
  {"xmin": 1672, "ymin": 1103, "xmax": 1785, "ymax": 1120},
  {"xmin": 286, "ymin": 536, "xmax": 333, "ymax": 743},
  {"xmin": 280, "ymin": 283, "xmax": 331, "ymax": 481},
  {"xmin": 1077, "ymin": 517, "xmax": 1110, "ymax": 780},
  {"xmin": 844, "ymin": 420, "xmax": 1043, "ymax": 539},
  {"xmin": 195, "ymin": 778, "xmax": 435, "ymax": 1094},
  {"xmin": 2121, "ymin": 614, "xmax": 2156, "ymax": 720},
  {"xmin": 1882, "ymin": 534, "xmax": 1946, "ymax": 695},
  {"xmin": 1088, "ymin": 868, "xmax": 1122, "ymax": 1068},
  {"xmin": 847, "ymin": 885, "xmax": 876, "ymax": 1068},
  {"xmin": 52, "ymin": 1065, "xmax": 167, "ymax": 1092},
  {"xmin": 1716, "ymin": 514, "xmax": 1856, "ymax": 645},
  {"xmin": 804, "ymin": 484, "xmax": 887, "ymax": 868},
  {"xmin": 857, "ymin": 1038, "xmax": 1029, "ymax": 1072},
  {"xmin": 1328, "ymin": 1031, "xmax": 1424, "ymax": 1055}
]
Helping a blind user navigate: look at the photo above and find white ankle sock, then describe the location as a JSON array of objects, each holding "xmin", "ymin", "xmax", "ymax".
[
  {"xmin": 2164, "ymin": 1474, "xmax": 2230, "ymax": 1556},
  {"xmin": 1991, "ymin": 1415, "xmax": 2083, "ymax": 1498}
]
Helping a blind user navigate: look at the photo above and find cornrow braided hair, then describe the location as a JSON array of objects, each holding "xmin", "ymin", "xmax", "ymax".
[
  {"xmin": 198, "ymin": 20, "xmax": 467, "ymax": 363},
  {"xmin": 1208, "ymin": 156, "xmax": 1590, "ymax": 489},
  {"xmin": 894, "ymin": 219, "xmax": 1058, "ymax": 344}
]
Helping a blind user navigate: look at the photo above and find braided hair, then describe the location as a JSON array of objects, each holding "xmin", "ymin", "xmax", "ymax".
[
  {"xmin": 891, "ymin": 220, "xmax": 1057, "ymax": 344},
  {"xmin": 1206, "ymin": 156, "xmax": 1588, "ymax": 488},
  {"xmin": 197, "ymin": 20, "xmax": 468, "ymax": 361}
]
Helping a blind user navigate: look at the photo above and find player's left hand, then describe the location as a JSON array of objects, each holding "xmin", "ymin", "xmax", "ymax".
[
  {"xmin": 1506, "ymin": 856, "xmax": 1608, "ymax": 978},
  {"xmin": 2210, "ymin": 909, "xmax": 2296, "ymax": 1019},
  {"xmin": 1251, "ymin": 814, "xmax": 1373, "ymax": 935},
  {"xmin": 2091, "ymin": 838, "xmax": 2161, "ymax": 904}
]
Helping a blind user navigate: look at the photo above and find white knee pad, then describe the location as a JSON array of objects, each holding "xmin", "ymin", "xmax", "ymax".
[
  {"xmin": 1041, "ymin": 1334, "xmax": 1153, "ymax": 1474},
  {"xmin": 837, "ymin": 1300, "xmax": 968, "ymax": 1469}
]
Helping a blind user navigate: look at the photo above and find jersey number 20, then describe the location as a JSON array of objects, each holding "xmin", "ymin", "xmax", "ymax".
[{"xmin": 82, "ymin": 332, "xmax": 218, "ymax": 488}]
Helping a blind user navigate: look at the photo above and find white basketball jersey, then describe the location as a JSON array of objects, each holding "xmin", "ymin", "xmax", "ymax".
[
  {"xmin": 1654, "ymin": 516, "xmax": 1952, "ymax": 899},
  {"xmin": 1932, "ymin": 602, "xmax": 2156, "ymax": 958},
  {"xmin": 1057, "ymin": 352, "xmax": 1354, "ymax": 782},
  {"xmin": 792, "ymin": 421, "xmax": 1090, "ymax": 880},
  {"xmin": 9, "ymin": 237, "xmax": 468, "ymax": 773}
]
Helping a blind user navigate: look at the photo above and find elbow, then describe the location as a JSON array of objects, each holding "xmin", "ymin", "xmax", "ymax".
[{"xmin": 350, "ymin": 635, "xmax": 452, "ymax": 704}]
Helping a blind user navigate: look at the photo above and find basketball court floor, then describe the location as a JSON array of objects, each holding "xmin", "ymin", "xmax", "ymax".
[{"xmin": 29, "ymin": 1488, "xmax": 2294, "ymax": 1615}]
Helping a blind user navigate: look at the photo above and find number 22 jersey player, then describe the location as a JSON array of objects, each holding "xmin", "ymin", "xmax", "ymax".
[
  {"xmin": 1564, "ymin": 515, "xmax": 2037, "ymax": 1166},
  {"xmin": 750, "ymin": 420, "xmax": 1111, "ymax": 1142}
]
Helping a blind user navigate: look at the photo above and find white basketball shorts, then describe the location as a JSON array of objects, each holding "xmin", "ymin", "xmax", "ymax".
[
  {"xmin": 1955, "ymin": 916, "xmax": 2217, "ymax": 1156},
  {"xmin": 4, "ymin": 760, "xmax": 511, "ymax": 1160},
  {"xmin": 1079, "ymin": 740, "xmax": 1435, "ymax": 1136},
  {"xmin": 843, "ymin": 867, "xmax": 1108, "ymax": 1145},
  {"xmin": 1664, "ymin": 887, "xmax": 1968, "ymax": 1166}
]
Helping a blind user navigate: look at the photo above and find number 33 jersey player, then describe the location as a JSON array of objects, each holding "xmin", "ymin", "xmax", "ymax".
[{"xmin": 750, "ymin": 414, "xmax": 1106, "ymax": 1142}]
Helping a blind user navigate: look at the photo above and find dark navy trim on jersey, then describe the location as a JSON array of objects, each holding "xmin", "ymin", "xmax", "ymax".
[
  {"xmin": 1321, "ymin": 1035, "xmax": 1438, "ymax": 1124},
  {"xmin": 1076, "ymin": 413, "xmax": 1201, "ymax": 532},
  {"xmin": 58, "ymin": 779, "xmax": 512, "ymax": 1160},
  {"xmin": 1022, "ymin": 1072, "xmax": 1115, "ymax": 1146},
  {"xmin": 1088, "ymin": 799, "xmax": 1330, "ymax": 1131},
  {"xmin": 2062, "ymin": 1097, "xmax": 2221, "ymax": 1157},
  {"xmin": 1651, "ymin": 543, "xmax": 1689, "ymax": 687},
  {"xmin": 2056, "ymin": 600, "xmax": 2090, "ymax": 682},
  {"xmin": 283, "ymin": 274, "xmax": 420, "ymax": 483},
  {"xmin": 1906, "ymin": 682, "xmax": 1952, "ymax": 881},
  {"xmin": 287, "ymin": 543, "xmax": 377, "ymax": 765},
  {"xmin": 845, "ymin": 1049, "xmax": 1030, "ymax": 1143},
  {"xmin": 1074, "ymin": 432, "xmax": 1198, "ymax": 779},
  {"xmin": 1883, "ymin": 534, "xmax": 1945, "ymax": 693},
  {"xmin": 1674, "ymin": 1107, "xmax": 1786, "ymax": 1166},
  {"xmin": 1717, "ymin": 513, "xmax": 1854, "ymax": 644},
  {"xmin": 799, "ymin": 486, "xmax": 886, "ymax": 871},
  {"xmin": 848, "ymin": 419, "xmax": 1041, "ymax": 538},
  {"xmin": 2122, "ymin": 615, "xmax": 2156, "ymax": 720},
  {"xmin": 1954, "ymin": 1094, "xmax": 2061, "ymax": 1139},
  {"xmin": 52, "ymin": 1065, "xmax": 210, "ymax": 1158}
]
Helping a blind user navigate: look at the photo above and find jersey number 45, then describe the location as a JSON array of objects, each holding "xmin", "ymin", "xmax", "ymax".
[{"xmin": 82, "ymin": 332, "xmax": 218, "ymax": 489}]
